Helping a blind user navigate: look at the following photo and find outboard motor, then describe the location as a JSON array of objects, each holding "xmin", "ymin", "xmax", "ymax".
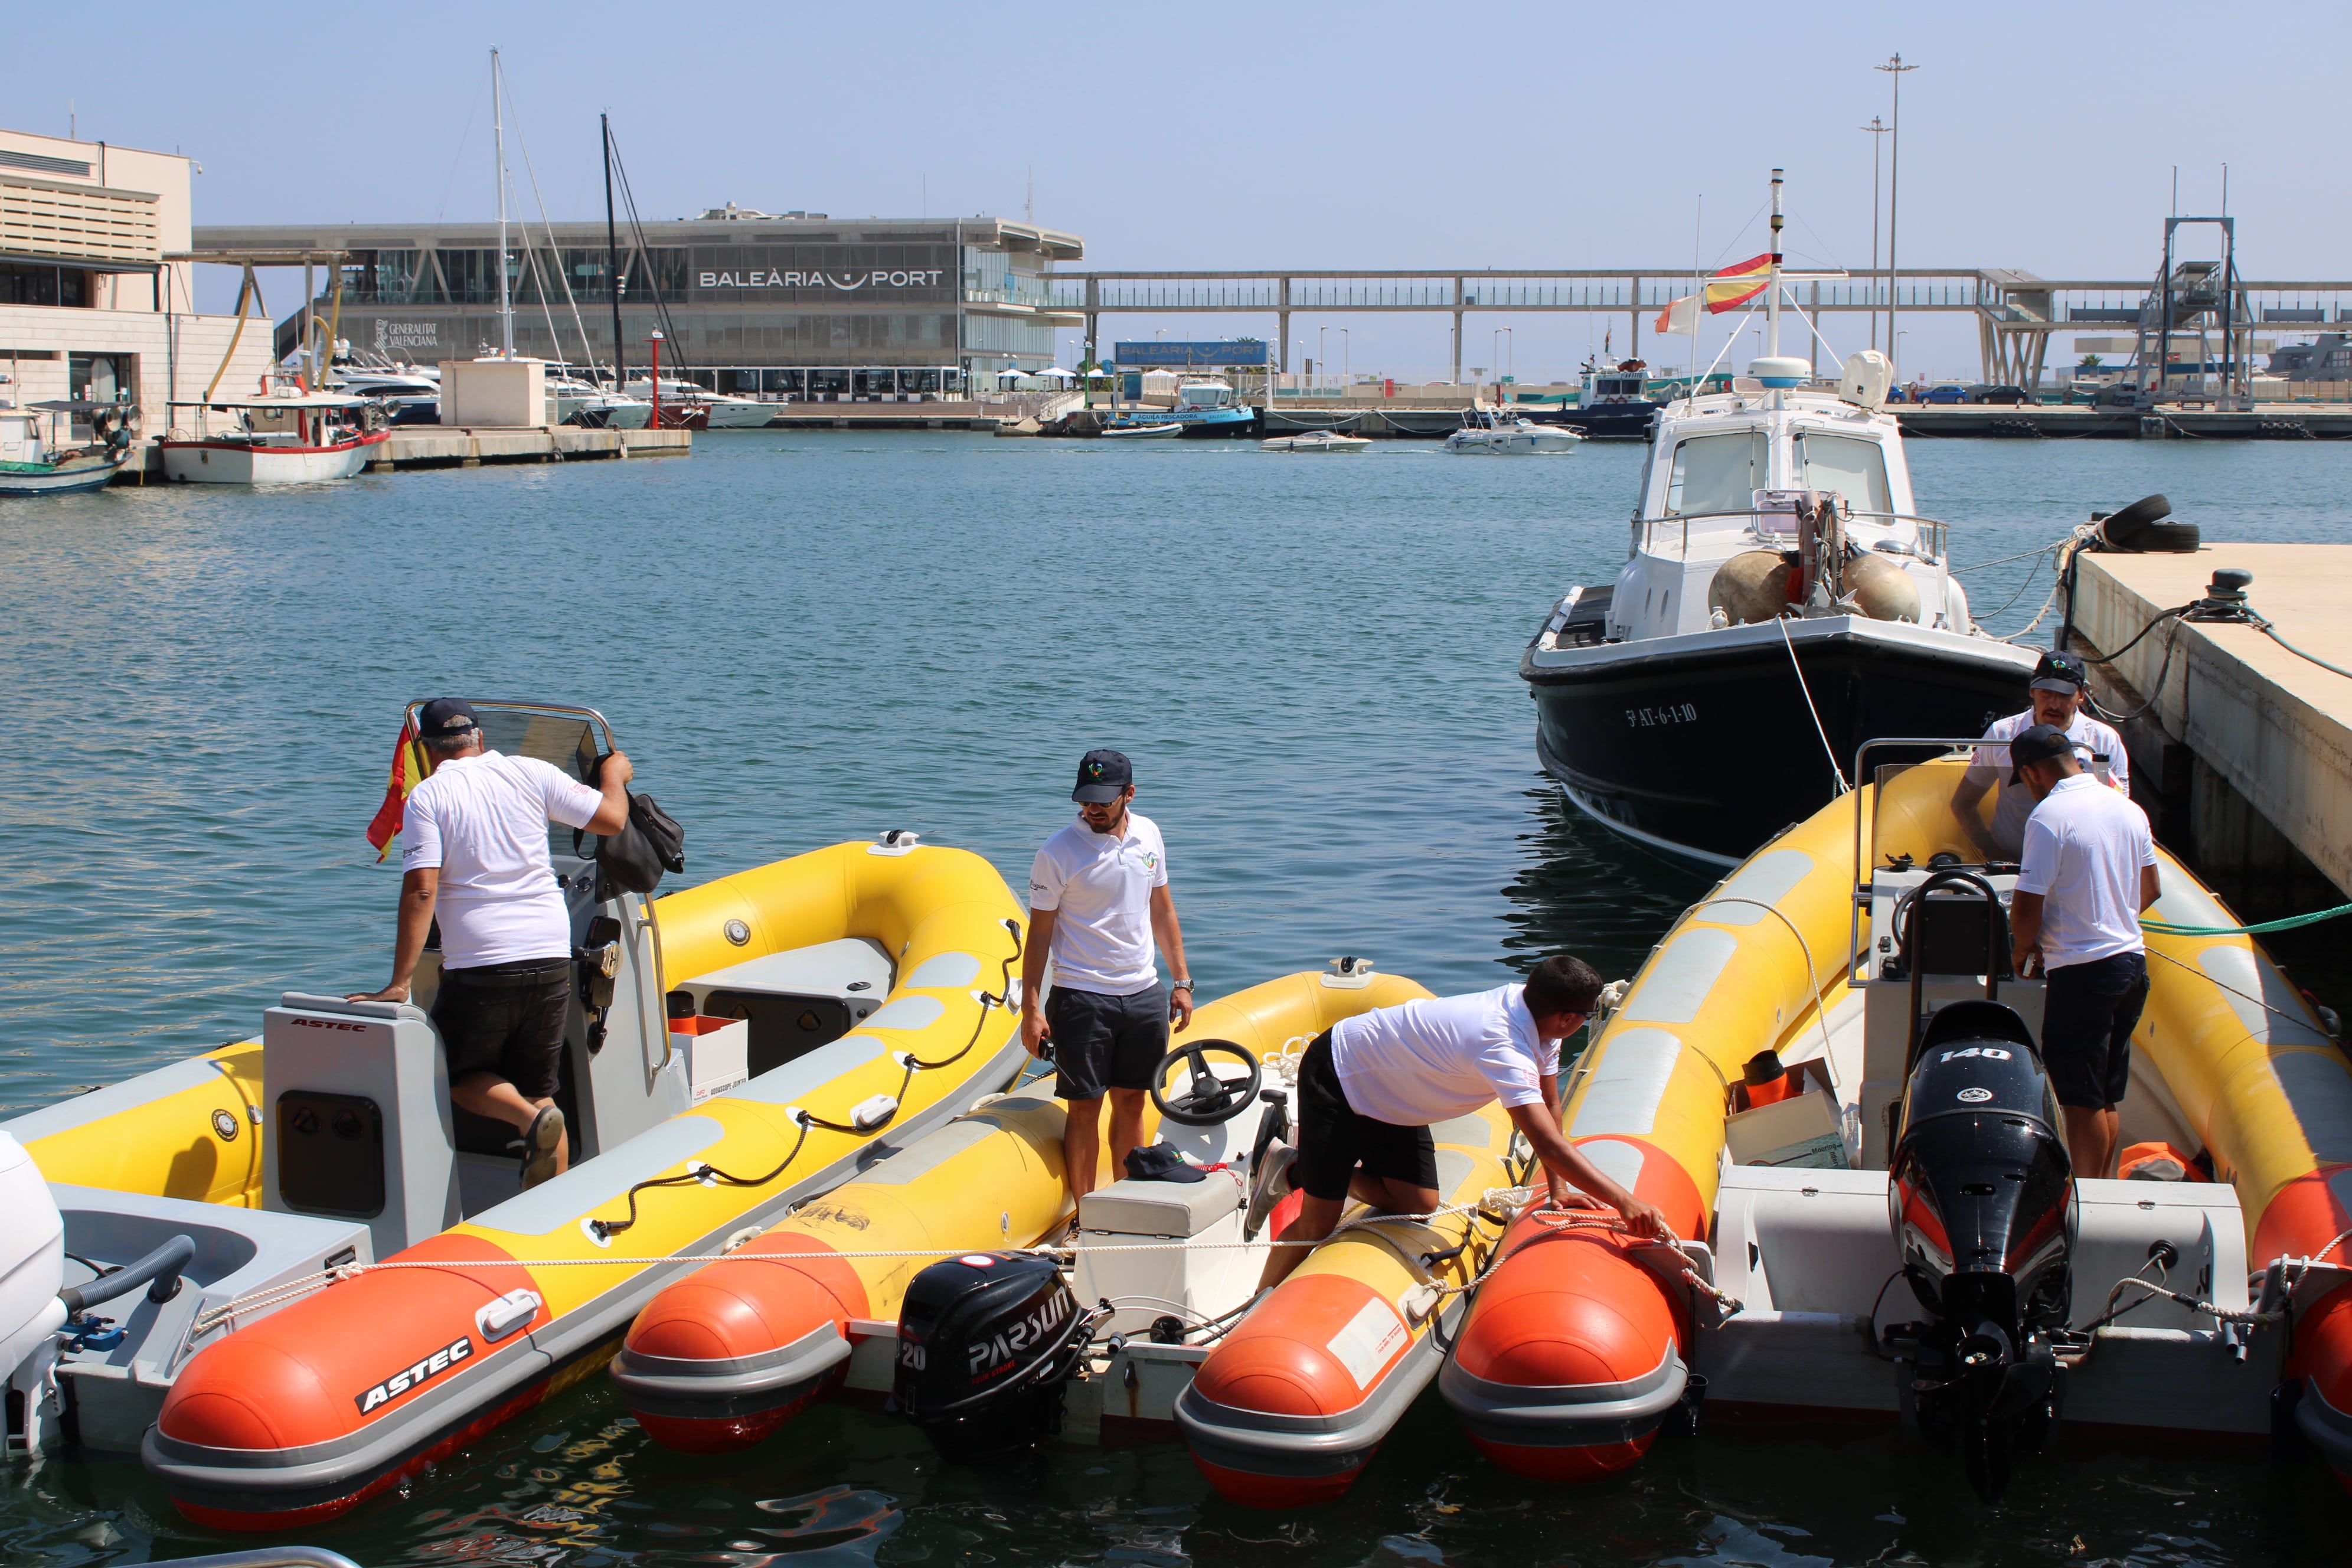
[
  {"xmin": 1883, "ymin": 1000, "xmax": 2076, "ymax": 1502},
  {"xmin": 892, "ymin": 1251, "xmax": 1102, "ymax": 1462}
]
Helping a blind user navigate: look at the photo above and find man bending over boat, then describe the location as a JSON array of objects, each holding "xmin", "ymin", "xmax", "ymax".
[
  {"xmin": 1253, "ymin": 956, "xmax": 1670, "ymax": 1293},
  {"xmin": 1953, "ymin": 651, "xmax": 2130, "ymax": 861},
  {"xmin": 351, "ymin": 698, "xmax": 633, "ymax": 1188},
  {"xmin": 1020, "ymin": 749, "xmax": 1194, "ymax": 1197}
]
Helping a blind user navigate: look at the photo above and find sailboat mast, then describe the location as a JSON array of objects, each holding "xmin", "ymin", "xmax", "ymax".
[
  {"xmin": 1765, "ymin": 167, "xmax": 1783, "ymax": 361},
  {"xmin": 603, "ymin": 115, "xmax": 625, "ymax": 387},
  {"xmin": 494, "ymin": 48, "xmax": 514, "ymax": 357}
]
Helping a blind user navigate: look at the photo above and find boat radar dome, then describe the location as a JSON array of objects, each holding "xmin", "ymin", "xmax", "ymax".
[
  {"xmin": 1837, "ymin": 349, "xmax": 1893, "ymax": 410},
  {"xmin": 1746, "ymin": 356, "xmax": 1811, "ymax": 389}
]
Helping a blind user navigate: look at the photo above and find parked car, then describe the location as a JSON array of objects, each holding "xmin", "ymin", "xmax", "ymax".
[
  {"xmin": 1969, "ymin": 384, "xmax": 2032, "ymax": 405},
  {"xmin": 1922, "ymin": 383, "xmax": 1969, "ymax": 404}
]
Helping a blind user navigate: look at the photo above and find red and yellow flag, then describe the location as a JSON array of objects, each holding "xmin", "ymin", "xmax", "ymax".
[
  {"xmin": 1704, "ymin": 253, "xmax": 1773, "ymax": 315},
  {"xmin": 365, "ymin": 719, "xmax": 429, "ymax": 860}
]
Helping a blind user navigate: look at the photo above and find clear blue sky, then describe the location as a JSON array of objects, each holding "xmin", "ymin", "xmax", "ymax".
[{"xmin": 11, "ymin": 2, "xmax": 2336, "ymax": 381}]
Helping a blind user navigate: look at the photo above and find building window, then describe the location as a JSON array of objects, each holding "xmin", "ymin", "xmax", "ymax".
[{"xmin": 0, "ymin": 260, "xmax": 92, "ymax": 307}]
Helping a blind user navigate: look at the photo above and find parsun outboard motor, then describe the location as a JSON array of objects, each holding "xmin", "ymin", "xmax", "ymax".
[
  {"xmin": 893, "ymin": 1251, "xmax": 1103, "ymax": 1462},
  {"xmin": 1884, "ymin": 999, "xmax": 2076, "ymax": 1502}
]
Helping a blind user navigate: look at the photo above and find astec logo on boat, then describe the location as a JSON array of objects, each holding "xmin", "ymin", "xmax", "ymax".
[
  {"xmin": 697, "ymin": 269, "xmax": 946, "ymax": 291},
  {"xmin": 354, "ymin": 1335, "xmax": 473, "ymax": 1413}
]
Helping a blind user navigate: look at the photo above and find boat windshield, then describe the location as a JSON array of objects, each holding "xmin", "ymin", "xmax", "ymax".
[
  {"xmin": 1793, "ymin": 430, "xmax": 1893, "ymax": 515},
  {"xmin": 1664, "ymin": 431, "xmax": 1767, "ymax": 516},
  {"xmin": 1867, "ymin": 754, "xmax": 1993, "ymax": 874}
]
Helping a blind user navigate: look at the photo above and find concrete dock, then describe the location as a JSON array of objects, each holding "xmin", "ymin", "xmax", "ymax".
[
  {"xmin": 1897, "ymin": 405, "xmax": 2352, "ymax": 440},
  {"xmin": 2070, "ymin": 545, "xmax": 2351, "ymax": 916},
  {"xmin": 120, "ymin": 425, "xmax": 690, "ymax": 480}
]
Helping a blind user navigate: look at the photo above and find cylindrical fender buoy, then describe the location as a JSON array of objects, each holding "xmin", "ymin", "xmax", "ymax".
[
  {"xmin": 613, "ymin": 1234, "xmax": 868, "ymax": 1453},
  {"xmin": 1437, "ymin": 1135, "xmax": 1707, "ymax": 1481}
]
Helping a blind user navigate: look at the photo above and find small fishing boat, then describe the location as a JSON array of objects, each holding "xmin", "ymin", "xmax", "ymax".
[
  {"xmin": 1261, "ymin": 430, "xmax": 1371, "ymax": 453},
  {"xmin": 0, "ymin": 396, "xmax": 137, "ymax": 496},
  {"xmin": 159, "ymin": 391, "xmax": 390, "ymax": 484},
  {"xmin": 611, "ymin": 961, "xmax": 1517, "ymax": 1510},
  {"xmin": 1438, "ymin": 743, "xmax": 2352, "ymax": 1502},
  {"xmin": 1549, "ymin": 355, "xmax": 1665, "ymax": 440},
  {"xmin": 1103, "ymin": 420, "xmax": 1182, "ymax": 439},
  {"xmin": 1110, "ymin": 381, "xmax": 1260, "ymax": 439},
  {"xmin": 1443, "ymin": 409, "xmax": 1582, "ymax": 455},
  {"xmin": 0, "ymin": 700, "xmax": 1028, "ymax": 1528}
]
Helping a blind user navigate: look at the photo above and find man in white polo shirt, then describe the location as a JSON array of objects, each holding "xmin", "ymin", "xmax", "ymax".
[
  {"xmin": 351, "ymin": 698, "xmax": 632, "ymax": 1188},
  {"xmin": 2006, "ymin": 722, "xmax": 2161, "ymax": 1179},
  {"xmin": 1954, "ymin": 651, "xmax": 2132, "ymax": 861},
  {"xmin": 1255, "ymin": 955, "xmax": 1669, "ymax": 1292},
  {"xmin": 1020, "ymin": 749, "xmax": 1194, "ymax": 1197}
]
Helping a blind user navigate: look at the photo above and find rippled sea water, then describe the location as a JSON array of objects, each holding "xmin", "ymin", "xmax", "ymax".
[{"xmin": 2, "ymin": 429, "xmax": 2347, "ymax": 1566}]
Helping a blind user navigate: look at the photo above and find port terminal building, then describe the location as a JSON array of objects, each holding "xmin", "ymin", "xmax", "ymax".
[
  {"xmin": 2, "ymin": 127, "xmax": 274, "ymax": 443},
  {"xmin": 192, "ymin": 210, "xmax": 1084, "ymax": 398}
]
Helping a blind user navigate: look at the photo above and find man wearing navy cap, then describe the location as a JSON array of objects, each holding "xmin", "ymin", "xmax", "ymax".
[
  {"xmin": 351, "ymin": 699, "xmax": 633, "ymax": 1188},
  {"xmin": 1953, "ymin": 651, "xmax": 2131, "ymax": 860},
  {"xmin": 2007, "ymin": 722, "xmax": 2161, "ymax": 1178},
  {"xmin": 1020, "ymin": 750, "xmax": 1194, "ymax": 1197}
]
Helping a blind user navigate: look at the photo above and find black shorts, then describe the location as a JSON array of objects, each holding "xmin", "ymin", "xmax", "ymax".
[
  {"xmin": 1047, "ymin": 984, "xmax": 1168, "ymax": 1102},
  {"xmin": 2041, "ymin": 952, "xmax": 2148, "ymax": 1110},
  {"xmin": 432, "ymin": 958, "xmax": 571, "ymax": 1101},
  {"xmin": 1294, "ymin": 1031, "xmax": 1440, "ymax": 1202}
]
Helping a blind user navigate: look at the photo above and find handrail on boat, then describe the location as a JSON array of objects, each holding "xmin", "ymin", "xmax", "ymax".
[
  {"xmin": 1844, "ymin": 736, "xmax": 2024, "ymax": 981},
  {"xmin": 161, "ymin": 1551, "xmax": 361, "ymax": 1568},
  {"xmin": 1640, "ymin": 508, "xmax": 1952, "ymax": 564}
]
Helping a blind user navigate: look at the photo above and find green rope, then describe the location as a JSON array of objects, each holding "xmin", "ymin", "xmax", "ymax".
[{"xmin": 2141, "ymin": 902, "xmax": 2352, "ymax": 937}]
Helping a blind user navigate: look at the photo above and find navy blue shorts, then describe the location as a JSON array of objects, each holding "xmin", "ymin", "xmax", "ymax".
[
  {"xmin": 433, "ymin": 958, "xmax": 571, "ymax": 1101},
  {"xmin": 2041, "ymin": 952, "xmax": 2148, "ymax": 1110},
  {"xmin": 1294, "ymin": 1032, "xmax": 1439, "ymax": 1203},
  {"xmin": 1046, "ymin": 983, "xmax": 1168, "ymax": 1102}
]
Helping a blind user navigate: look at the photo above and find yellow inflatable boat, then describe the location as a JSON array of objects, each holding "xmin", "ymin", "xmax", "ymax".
[
  {"xmin": 1440, "ymin": 745, "xmax": 2350, "ymax": 1501},
  {"xmin": 0, "ymin": 701, "xmax": 1033, "ymax": 1528},
  {"xmin": 610, "ymin": 961, "xmax": 1520, "ymax": 1501}
]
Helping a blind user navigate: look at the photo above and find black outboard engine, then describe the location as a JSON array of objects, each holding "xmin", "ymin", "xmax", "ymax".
[
  {"xmin": 1884, "ymin": 1000, "xmax": 2076, "ymax": 1502},
  {"xmin": 893, "ymin": 1251, "xmax": 1103, "ymax": 1462}
]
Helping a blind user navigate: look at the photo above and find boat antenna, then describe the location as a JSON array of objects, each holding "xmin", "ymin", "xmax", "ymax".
[
  {"xmin": 603, "ymin": 115, "xmax": 625, "ymax": 388},
  {"xmin": 1765, "ymin": 168, "xmax": 1783, "ymax": 364},
  {"xmin": 492, "ymin": 48, "xmax": 514, "ymax": 357}
]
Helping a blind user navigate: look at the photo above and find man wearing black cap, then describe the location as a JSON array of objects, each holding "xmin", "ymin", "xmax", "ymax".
[
  {"xmin": 350, "ymin": 700, "xmax": 633, "ymax": 1188},
  {"xmin": 2006, "ymin": 722, "xmax": 2161, "ymax": 1178},
  {"xmin": 1020, "ymin": 750, "xmax": 1194, "ymax": 1197},
  {"xmin": 1953, "ymin": 651, "xmax": 2131, "ymax": 861}
]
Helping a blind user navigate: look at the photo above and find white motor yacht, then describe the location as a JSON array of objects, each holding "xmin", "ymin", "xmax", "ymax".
[
  {"xmin": 547, "ymin": 374, "xmax": 651, "ymax": 429},
  {"xmin": 1444, "ymin": 409, "xmax": 1582, "ymax": 455},
  {"xmin": 623, "ymin": 377, "xmax": 773, "ymax": 429}
]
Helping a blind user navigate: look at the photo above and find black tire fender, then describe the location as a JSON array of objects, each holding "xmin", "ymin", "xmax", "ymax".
[{"xmin": 2096, "ymin": 494, "xmax": 2173, "ymax": 550}]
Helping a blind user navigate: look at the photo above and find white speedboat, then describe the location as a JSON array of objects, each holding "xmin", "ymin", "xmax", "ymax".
[
  {"xmin": 160, "ymin": 391, "xmax": 390, "ymax": 484},
  {"xmin": 624, "ymin": 377, "xmax": 772, "ymax": 429},
  {"xmin": 548, "ymin": 374, "xmax": 651, "ymax": 429},
  {"xmin": 1261, "ymin": 430, "xmax": 1370, "ymax": 453},
  {"xmin": 1103, "ymin": 420, "xmax": 1181, "ymax": 439},
  {"xmin": 331, "ymin": 367, "xmax": 440, "ymax": 426},
  {"xmin": 1444, "ymin": 410, "xmax": 1582, "ymax": 455}
]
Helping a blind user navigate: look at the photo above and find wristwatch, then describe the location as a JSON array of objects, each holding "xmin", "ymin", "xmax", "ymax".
[{"xmin": 1170, "ymin": 979, "xmax": 1194, "ymax": 993}]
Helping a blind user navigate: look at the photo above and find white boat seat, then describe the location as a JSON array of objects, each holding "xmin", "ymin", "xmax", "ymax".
[{"xmin": 1080, "ymin": 1174, "xmax": 1240, "ymax": 1238}]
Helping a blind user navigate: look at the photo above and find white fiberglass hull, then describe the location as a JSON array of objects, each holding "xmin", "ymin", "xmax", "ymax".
[
  {"xmin": 702, "ymin": 401, "xmax": 776, "ymax": 429},
  {"xmin": 159, "ymin": 432, "xmax": 388, "ymax": 485},
  {"xmin": 1445, "ymin": 429, "xmax": 1579, "ymax": 455}
]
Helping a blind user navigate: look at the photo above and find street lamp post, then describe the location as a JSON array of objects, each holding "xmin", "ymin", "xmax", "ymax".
[
  {"xmin": 1876, "ymin": 53, "xmax": 1917, "ymax": 380},
  {"xmin": 1340, "ymin": 327, "xmax": 1350, "ymax": 388},
  {"xmin": 1318, "ymin": 324, "xmax": 1328, "ymax": 391}
]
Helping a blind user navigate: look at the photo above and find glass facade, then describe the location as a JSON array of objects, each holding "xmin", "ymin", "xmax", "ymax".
[{"xmin": 291, "ymin": 220, "xmax": 1076, "ymax": 387}]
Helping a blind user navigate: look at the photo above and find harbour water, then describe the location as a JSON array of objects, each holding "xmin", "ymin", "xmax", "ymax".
[{"xmin": 3, "ymin": 433, "xmax": 2348, "ymax": 1566}]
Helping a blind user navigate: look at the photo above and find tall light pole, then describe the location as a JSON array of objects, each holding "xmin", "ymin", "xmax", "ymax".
[
  {"xmin": 1340, "ymin": 327, "xmax": 1350, "ymax": 386},
  {"xmin": 1318, "ymin": 324, "xmax": 1328, "ymax": 389},
  {"xmin": 1876, "ymin": 53, "xmax": 1917, "ymax": 381},
  {"xmin": 1861, "ymin": 115, "xmax": 1889, "ymax": 351}
]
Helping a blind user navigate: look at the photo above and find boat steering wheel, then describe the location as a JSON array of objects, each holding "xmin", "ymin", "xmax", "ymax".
[{"xmin": 1149, "ymin": 1040, "xmax": 1263, "ymax": 1127}]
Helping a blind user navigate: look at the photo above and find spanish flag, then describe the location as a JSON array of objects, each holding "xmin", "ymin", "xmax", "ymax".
[
  {"xmin": 1704, "ymin": 253, "xmax": 1773, "ymax": 315},
  {"xmin": 364, "ymin": 719, "xmax": 429, "ymax": 860}
]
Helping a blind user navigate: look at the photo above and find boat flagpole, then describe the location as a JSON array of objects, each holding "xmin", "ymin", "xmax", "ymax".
[
  {"xmin": 493, "ymin": 48, "xmax": 514, "ymax": 358},
  {"xmin": 1765, "ymin": 168, "xmax": 1783, "ymax": 361}
]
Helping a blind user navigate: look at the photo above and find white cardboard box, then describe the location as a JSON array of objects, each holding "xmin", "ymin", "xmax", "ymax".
[{"xmin": 669, "ymin": 1015, "xmax": 750, "ymax": 1100}]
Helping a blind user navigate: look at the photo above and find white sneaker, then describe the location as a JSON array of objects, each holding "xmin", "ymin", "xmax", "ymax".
[{"xmin": 1244, "ymin": 1142, "xmax": 1296, "ymax": 1242}]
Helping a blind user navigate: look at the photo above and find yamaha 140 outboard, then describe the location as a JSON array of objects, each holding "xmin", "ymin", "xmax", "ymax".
[
  {"xmin": 1883, "ymin": 999, "xmax": 2076, "ymax": 1502},
  {"xmin": 893, "ymin": 1251, "xmax": 1104, "ymax": 1462}
]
